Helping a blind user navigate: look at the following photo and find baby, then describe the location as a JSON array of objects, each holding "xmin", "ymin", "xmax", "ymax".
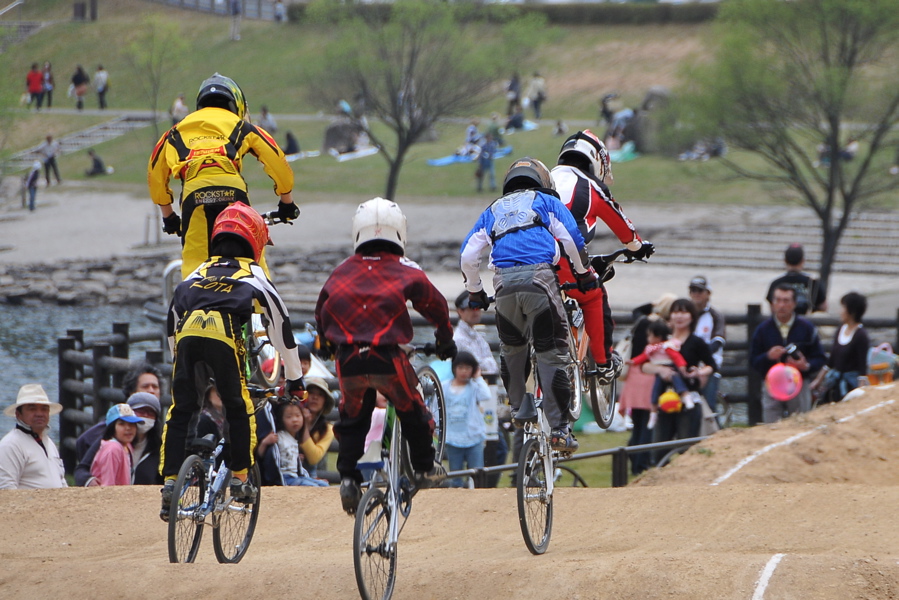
[{"xmin": 630, "ymin": 320, "xmax": 699, "ymax": 412}]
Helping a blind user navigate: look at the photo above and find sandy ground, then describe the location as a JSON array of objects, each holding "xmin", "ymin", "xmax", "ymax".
[
  {"xmin": 2, "ymin": 386, "xmax": 899, "ymax": 599},
  {"xmin": 3, "ymin": 188, "xmax": 899, "ymax": 598}
]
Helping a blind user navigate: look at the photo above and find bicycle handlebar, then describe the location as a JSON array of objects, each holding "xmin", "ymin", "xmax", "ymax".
[
  {"xmin": 260, "ymin": 210, "xmax": 297, "ymax": 227},
  {"xmin": 559, "ymin": 245, "xmax": 652, "ymax": 292}
]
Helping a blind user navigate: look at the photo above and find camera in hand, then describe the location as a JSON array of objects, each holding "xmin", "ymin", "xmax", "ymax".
[{"xmin": 783, "ymin": 343, "xmax": 802, "ymax": 360}]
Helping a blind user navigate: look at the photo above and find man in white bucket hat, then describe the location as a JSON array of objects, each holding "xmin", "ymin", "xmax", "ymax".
[{"xmin": 0, "ymin": 384, "xmax": 67, "ymax": 489}]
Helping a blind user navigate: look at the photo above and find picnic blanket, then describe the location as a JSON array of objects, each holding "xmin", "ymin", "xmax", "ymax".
[
  {"xmin": 427, "ymin": 145, "xmax": 513, "ymax": 167},
  {"xmin": 285, "ymin": 151, "xmax": 321, "ymax": 162},
  {"xmin": 610, "ymin": 141, "xmax": 639, "ymax": 163},
  {"xmin": 328, "ymin": 146, "xmax": 379, "ymax": 162}
]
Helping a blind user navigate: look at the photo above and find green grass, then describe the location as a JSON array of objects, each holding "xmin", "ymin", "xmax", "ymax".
[
  {"xmin": 490, "ymin": 430, "xmax": 632, "ymax": 489},
  {"xmin": 0, "ymin": 1, "xmax": 785, "ymax": 205}
]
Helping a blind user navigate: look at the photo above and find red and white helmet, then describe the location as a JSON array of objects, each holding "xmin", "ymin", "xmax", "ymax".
[
  {"xmin": 765, "ymin": 363, "xmax": 802, "ymax": 402},
  {"xmin": 211, "ymin": 201, "xmax": 271, "ymax": 262},
  {"xmin": 558, "ymin": 129, "xmax": 612, "ymax": 183}
]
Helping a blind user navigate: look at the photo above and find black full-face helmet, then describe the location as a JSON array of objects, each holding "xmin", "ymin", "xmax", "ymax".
[
  {"xmin": 196, "ymin": 73, "xmax": 247, "ymax": 120},
  {"xmin": 502, "ymin": 157, "xmax": 554, "ymax": 194}
]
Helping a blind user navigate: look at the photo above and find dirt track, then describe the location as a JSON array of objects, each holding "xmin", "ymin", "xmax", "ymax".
[{"xmin": 3, "ymin": 386, "xmax": 899, "ymax": 599}]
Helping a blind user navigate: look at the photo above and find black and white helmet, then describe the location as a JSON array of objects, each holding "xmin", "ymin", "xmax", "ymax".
[
  {"xmin": 502, "ymin": 157, "xmax": 554, "ymax": 194},
  {"xmin": 558, "ymin": 129, "xmax": 612, "ymax": 182}
]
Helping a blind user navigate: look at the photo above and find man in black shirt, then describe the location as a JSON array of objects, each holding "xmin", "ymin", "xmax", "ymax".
[{"xmin": 766, "ymin": 243, "xmax": 827, "ymax": 315}]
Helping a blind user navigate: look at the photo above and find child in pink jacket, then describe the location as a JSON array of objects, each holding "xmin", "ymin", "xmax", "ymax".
[{"xmin": 90, "ymin": 404, "xmax": 144, "ymax": 486}]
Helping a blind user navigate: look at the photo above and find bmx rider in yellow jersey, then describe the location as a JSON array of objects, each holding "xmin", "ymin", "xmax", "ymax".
[{"xmin": 147, "ymin": 73, "xmax": 298, "ymax": 279}]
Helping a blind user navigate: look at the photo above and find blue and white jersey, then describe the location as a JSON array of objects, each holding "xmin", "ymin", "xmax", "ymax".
[{"xmin": 460, "ymin": 189, "xmax": 588, "ymax": 293}]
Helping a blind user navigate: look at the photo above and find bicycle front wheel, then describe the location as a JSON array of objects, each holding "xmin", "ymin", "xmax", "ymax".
[
  {"xmin": 516, "ymin": 437, "xmax": 553, "ymax": 555},
  {"xmin": 212, "ymin": 463, "xmax": 261, "ymax": 564},
  {"xmin": 417, "ymin": 365, "xmax": 446, "ymax": 463},
  {"xmin": 354, "ymin": 486, "xmax": 397, "ymax": 600},
  {"xmin": 587, "ymin": 352, "xmax": 617, "ymax": 429},
  {"xmin": 168, "ymin": 455, "xmax": 206, "ymax": 564}
]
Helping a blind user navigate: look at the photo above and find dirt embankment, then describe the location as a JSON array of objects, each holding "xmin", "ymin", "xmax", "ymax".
[{"xmin": 2, "ymin": 386, "xmax": 899, "ymax": 599}]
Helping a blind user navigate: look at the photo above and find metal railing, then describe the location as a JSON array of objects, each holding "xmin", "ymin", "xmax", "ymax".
[
  {"xmin": 57, "ymin": 323, "xmax": 169, "ymax": 473},
  {"xmin": 445, "ymin": 436, "xmax": 708, "ymax": 488}
]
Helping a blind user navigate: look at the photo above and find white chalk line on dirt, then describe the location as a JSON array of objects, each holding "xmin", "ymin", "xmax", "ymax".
[
  {"xmin": 751, "ymin": 553, "xmax": 785, "ymax": 600},
  {"xmin": 711, "ymin": 396, "xmax": 896, "ymax": 486}
]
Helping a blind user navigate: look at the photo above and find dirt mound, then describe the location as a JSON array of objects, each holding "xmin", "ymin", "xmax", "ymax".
[
  {"xmin": 2, "ymin": 385, "xmax": 899, "ymax": 599},
  {"xmin": 635, "ymin": 385, "xmax": 899, "ymax": 488}
]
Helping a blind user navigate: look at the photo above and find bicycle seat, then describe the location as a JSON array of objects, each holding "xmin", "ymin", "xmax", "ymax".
[
  {"xmin": 513, "ymin": 393, "xmax": 539, "ymax": 425},
  {"xmin": 188, "ymin": 434, "xmax": 218, "ymax": 456}
]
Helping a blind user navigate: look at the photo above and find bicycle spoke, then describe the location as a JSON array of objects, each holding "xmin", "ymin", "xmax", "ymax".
[
  {"xmin": 212, "ymin": 464, "xmax": 261, "ymax": 564},
  {"xmin": 354, "ymin": 487, "xmax": 397, "ymax": 600},
  {"xmin": 516, "ymin": 437, "xmax": 553, "ymax": 555}
]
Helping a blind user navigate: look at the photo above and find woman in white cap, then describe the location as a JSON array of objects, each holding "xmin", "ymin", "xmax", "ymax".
[
  {"xmin": 0, "ymin": 384, "xmax": 67, "ymax": 489},
  {"xmin": 89, "ymin": 404, "xmax": 144, "ymax": 486}
]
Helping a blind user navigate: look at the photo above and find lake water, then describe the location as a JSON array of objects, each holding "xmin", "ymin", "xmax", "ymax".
[{"xmin": 0, "ymin": 303, "xmax": 161, "ymax": 442}]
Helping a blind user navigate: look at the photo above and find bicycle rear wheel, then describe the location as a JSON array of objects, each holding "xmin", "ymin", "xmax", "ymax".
[
  {"xmin": 516, "ymin": 437, "xmax": 553, "ymax": 555},
  {"xmin": 567, "ymin": 352, "xmax": 583, "ymax": 422},
  {"xmin": 168, "ymin": 455, "xmax": 206, "ymax": 564},
  {"xmin": 416, "ymin": 365, "xmax": 446, "ymax": 462},
  {"xmin": 212, "ymin": 463, "xmax": 261, "ymax": 564},
  {"xmin": 587, "ymin": 352, "xmax": 617, "ymax": 429},
  {"xmin": 354, "ymin": 486, "xmax": 397, "ymax": 600}
]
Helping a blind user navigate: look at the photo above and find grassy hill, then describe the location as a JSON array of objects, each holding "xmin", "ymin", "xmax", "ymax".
[{"xmin": 1, "ymin": 0, "xmax": 778, "ymax": 204}]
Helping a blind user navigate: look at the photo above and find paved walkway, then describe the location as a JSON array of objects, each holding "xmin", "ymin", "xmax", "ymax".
[{"xmin": 1, "ymin": 183, "xmax": 897, "ymax": 319}]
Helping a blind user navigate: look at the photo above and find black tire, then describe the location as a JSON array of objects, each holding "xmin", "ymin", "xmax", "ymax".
[
  {"xmin": 354, "ymin": 486, "xmax": 397, "ymax": 600},
  {"xmin": 567, "ymin": 344, "xmax": 583, "ymax": 422},
  {"xmin": 212, "ymin": 463, "xmax": 261, "ymax": 564},
  {"xmin": 554, "ymin": 464, "xmax": 588, "ymax": 488},
  {"xmin": 168, "ymin": 455, "xmax": 206, "ymax": 564},
  {"xmin": 416, "ymin": 365, "xmax": 446, "ymax": 463},
  {"xmin": 516, "ymin": 437, "xmax": 553, "ymax": 555},
  {"xmin": 587, "ymin": 352, "xmax": 617, "ymax": 429}
]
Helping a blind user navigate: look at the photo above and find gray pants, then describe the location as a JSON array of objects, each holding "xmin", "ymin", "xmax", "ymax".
[
  {"xmin": 494, "ymin": 264, "xmax": 570, "ymax": 429},
  {"xmin": 762, "ymin": 380, "xmax": 812, "ymax": 423}
]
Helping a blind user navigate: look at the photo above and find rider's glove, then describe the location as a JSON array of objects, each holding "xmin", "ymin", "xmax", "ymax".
[
  {"xmin": 575, "ymin": 268, "xmax": 600, "ymax": 293},
  {"xmin": 277, "ymin": 200, "xmax": 300, "ymax": 222},
  {"xmin": 316, "ymin": 337, "xmax": 336, "ymax": 361},
  {"xmin": 162, "ymin": 213, "xmax": 181, "ymax": 236},
  {"xmin": 435, "ymin": 339, "xmax": 458, "ymax": 361},
  {"xmin": 468, "ymin": 290, "xmax": 491, "ymax": 310},
  {"xmin": 286, "ymin": 378, "xmax": 305, "ymax": 399},
  {"xmin": 632, "ymin": 241, "xmax": 655, "ymax": 261}
]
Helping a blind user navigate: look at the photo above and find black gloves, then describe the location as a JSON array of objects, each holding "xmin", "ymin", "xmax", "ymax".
[
  {"xmin": 286, "ymin": 378, "xmax": 305, "ymax": 398},
  {"xmin": 317, "ymin": 337, "xmax": 336, "ymax": 361},
  {"xmin": 436, "ymin": 339, "xmax": 458, "ymax": 361},
  {"xmin": 576, "ymin": 268, "xmax": 599, "ymax": 293},
  {"xmin": 162, "ymin": 213, "xmax": 181, "ymax": 236},
  {"xmin": 468, "ymin": 290, "xmax": 491, "ymax": 310},
  {"xmin": 277, "ymin": 200, "xmax": 300, "ymax": 222},
  {"xmin": 632, "ymin": 241, "xmax": 655, "ymax": 261}
]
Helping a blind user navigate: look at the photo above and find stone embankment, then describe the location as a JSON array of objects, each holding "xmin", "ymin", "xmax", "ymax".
[{"xmin": 0, "ymin": 242, "xmax": 461, "ymax": 313}]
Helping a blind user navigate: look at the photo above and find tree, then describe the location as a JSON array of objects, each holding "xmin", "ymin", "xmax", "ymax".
[
  {"xmin": 124, "ymin": 17, "xmax": 188, "ymax": 140},
  {"xmin": 677, "ymin": 0, "xmax": 899, "ymax": 294},
  {"xmin": 304, "ymin": 0, "xmax": 542, "ymax": 199}
]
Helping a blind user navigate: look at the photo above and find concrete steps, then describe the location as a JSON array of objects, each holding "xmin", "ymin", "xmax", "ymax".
[
  {"xmin": 634, "ymin": 210, "xmax": 899, "ymax": 276},
  {"xmin": 6, "ymin": 115, "xmax": 158, "ymax": 172}
]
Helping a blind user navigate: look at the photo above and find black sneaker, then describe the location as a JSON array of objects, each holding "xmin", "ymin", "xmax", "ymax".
[
  {"xmin": 550, "ymin": 427, "xmax": 580, "ymax": 452},
  {"xmin": 230, "ymin": 477, "xmax": 257, "ymax": 503},
  {"xmin": 413, "ymin": 461, "xmax": 447, "ymax": 489},
  {"xmin": 340, "ymin": 478, "xmax": 362, "ymax": 516},
  {"xmin": 159, "ymin": 479, "xmax": 175, "ymax": 522},
  {"xmin": 596, "ymin": 352, "xmax": 623, "ymax": 385}
]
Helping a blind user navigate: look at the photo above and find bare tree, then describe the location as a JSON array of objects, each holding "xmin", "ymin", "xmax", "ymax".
[
  {"xmin": 678, "ymin": 0, "xmax": 899, "ymax": 294},
  {"xmin": 305, "ymin": 0, "xmax": 541, "ymax": 199},
  {"xmin": 124, "ymin": 16, "xmax": 188, "ymax": 140}
]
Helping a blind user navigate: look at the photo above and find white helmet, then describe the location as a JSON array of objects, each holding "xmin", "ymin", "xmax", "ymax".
[
  {"xmin": 558, "ymin": 129, "xmax": 612, "ymax": 183},
  {"xmin": 352, "ymin": 197, "xmax": 407, "ymax": 252}
]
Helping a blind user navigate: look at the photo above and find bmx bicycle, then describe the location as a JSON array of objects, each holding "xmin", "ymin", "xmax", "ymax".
[
  {"xmin": 351, "ymin": 344, "xmax": 445, "ymax": 600},
  {"xmin": 561, "ymin": 246, "xmax": 652, "ymax": 429},
  {"xmin": 167, "ymin": 386, "xmax": 277, "ymax": 564},
  {"xmin": 515, "ymin": 246, "xmax": 650, "ymax": 555}
]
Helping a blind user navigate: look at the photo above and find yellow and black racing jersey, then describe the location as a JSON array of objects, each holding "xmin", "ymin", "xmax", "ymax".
[
  {"xmin": 148, "ymin": 107, "xmax": 294, "ymax": 277},
  {"xmin": 166, "ymin": 256, "xmax": 304, "ymax": 382}
]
